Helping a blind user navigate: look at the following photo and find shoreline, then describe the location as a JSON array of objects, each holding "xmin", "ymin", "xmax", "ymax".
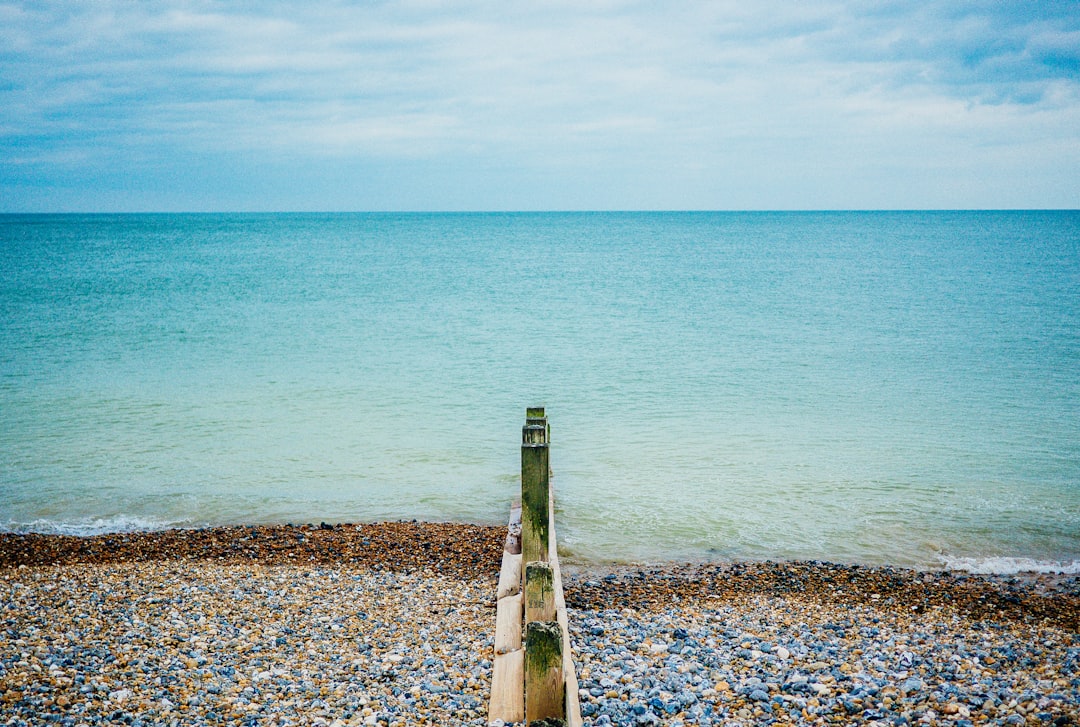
[
  {"xmin": 0, "ymin": 522, "xmax": 504, "ymax": 580},
  {"xmin": 2, "ymin": 523, "xmax": 1077, "ymax": 726},
  {"xmin": 4, "ymin": 520, "xmax": 1077, "ymax": 580},
  {"xmin": 2, "ymin": 523, "xmax": 1076, "ymax": 632}
]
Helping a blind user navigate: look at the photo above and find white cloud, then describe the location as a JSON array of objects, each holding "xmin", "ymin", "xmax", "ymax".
[{"xmin": 1, "ymin": 0, "xmax": 1078, "ymax": 209}]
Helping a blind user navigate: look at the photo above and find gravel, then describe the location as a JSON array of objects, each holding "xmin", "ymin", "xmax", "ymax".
[
  {"xmin": 2, "ymin": 561, "xmax": 495, "ymax": 726},
  {"xmin": 569, "ymin": 596, "xmax": 1077, "ymax": 726},
  {"xmin": 2, "ymin": 525, "xmax": 1077, "ymax": 727}
]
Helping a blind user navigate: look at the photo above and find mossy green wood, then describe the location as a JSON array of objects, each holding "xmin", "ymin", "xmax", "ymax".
[
  {"xmin": 525, "ymin": 561, "xmax": 556, "ymax": 624},
  {"xmin": 521, "ymin": 443, "xmax": 549, "ymax": 564},
  {"xmin": 526, "ymin": 406, "xmax": 551, "ymax": 444},
  {"xmin": 525, "ymin": 621, "xmax": 565, "ymax": 724}
]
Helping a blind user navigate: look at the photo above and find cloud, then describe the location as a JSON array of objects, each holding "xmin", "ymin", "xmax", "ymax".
[
  {"xmin": 814, "ymin": 2, "xmax": 1080, "ymax": 103},
  {"xmin": 1, "ymin": 0, "xmax": 1078, "ymax": 210}
]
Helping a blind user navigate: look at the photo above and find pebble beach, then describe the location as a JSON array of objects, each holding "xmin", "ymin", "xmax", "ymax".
[{"xmin": 2, "ymin": 524, "xmax": 1077, "ymax": 726}]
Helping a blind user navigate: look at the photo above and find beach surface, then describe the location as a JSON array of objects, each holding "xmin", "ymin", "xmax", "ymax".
[{"xmin": 1, "ymin": 524, "xmax": 1077, "ymax": 726}]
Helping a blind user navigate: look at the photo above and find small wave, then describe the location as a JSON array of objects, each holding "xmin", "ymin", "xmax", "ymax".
[
  {"xmin": 939, "ymin": 555, "xmax": 1080, "ymax": 575},
  {"xmin": 0, "ymin": 515, "xmax": 188, "ymax": 536}
]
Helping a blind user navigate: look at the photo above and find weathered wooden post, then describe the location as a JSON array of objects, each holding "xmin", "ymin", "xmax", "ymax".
[
  {"xmin": 525, "ymin": 561, "xmax": 556, "ymax": 624},
  {"xmin": 525, "ymin": 621, "xmax": 565, "ymax": 724},
  {"xmin": 526, "ymin": 405, "xmax": 550, "ymax": 443},
  {"xmin": 521, "ymin": 407, "xmax": 549, "ymax": 565},
  {"xmin": 520, "ymin": 406, "xmax": 566, "ymax": 725}
]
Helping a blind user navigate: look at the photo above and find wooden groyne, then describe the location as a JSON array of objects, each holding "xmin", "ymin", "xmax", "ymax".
[{"xmin": 489, "ymin": 407, "xmax": 582, "ymax": 727}]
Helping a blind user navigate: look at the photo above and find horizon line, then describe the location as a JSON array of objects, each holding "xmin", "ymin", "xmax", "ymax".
[{"xmin": 2, "ymin": 208, "xmax": 1078, "ymax": 215}]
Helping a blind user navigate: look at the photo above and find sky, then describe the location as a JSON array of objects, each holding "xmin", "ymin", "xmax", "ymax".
[{"xmin": 1, "ymin": 1, "xmax": 1079, "ymax": 211}]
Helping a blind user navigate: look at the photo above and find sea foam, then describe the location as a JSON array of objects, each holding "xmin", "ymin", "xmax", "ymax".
[
  {"xmin": 939, "ymin": 555, "xmax": 1080, "ymax": 575},
  {"xmin": 0, "ymin": 515, "xmax": 188, "ymax": 537}
]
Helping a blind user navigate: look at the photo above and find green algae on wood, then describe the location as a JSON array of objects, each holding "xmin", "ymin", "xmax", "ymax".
[
  {"xmin": 525, "ymin": 620, "xmax": 565, "ymax": 724},
  {"xmin": 525, "ymin": 560, "xmax": 556, "ymax": 624},
  {"xmin": 521, "ymin": 407, "xmax": 550, "ymax": 565}
]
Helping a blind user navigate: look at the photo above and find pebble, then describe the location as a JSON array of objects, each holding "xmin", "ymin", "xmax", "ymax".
[
  {"xmin": 570, "ymin": 593, "xmax": 1079, "ymax": 726},
  {"xmin": 3, "ymin": 525, "xmax": 1079, "ymax": 727},
  {"xmin": 564, "ymin": 560, "xmax": 1079, "ymax": 631},
  {"xmin": 1, "ymin": 560, "xmax": 495, "ymax": 726},
  {"xmin": 0, "ymin": 522, "xmax": 504, "ymax": 580}
]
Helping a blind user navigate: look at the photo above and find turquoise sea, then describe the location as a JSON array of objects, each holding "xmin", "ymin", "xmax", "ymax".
[{"xmin": 1, "ymin": 212, "xmax": 1077, "ymax": 573}]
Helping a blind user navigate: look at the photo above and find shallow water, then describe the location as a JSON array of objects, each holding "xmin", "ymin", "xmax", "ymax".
[{"xmin": 2, "ymin": 212, "xmax": 1078, "ymax": 573}]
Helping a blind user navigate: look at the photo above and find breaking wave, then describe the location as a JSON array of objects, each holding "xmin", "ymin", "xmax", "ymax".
[
  {"xmin": 0, "ymin": 515, "xmax": 188, "ymax": 536},
  {"xmin": 938, "ymin": 555, "xmax": 1080, "ymax": 575}
]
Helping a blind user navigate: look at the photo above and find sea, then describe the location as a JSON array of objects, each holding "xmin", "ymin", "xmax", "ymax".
[{"xmin": 1, "ymin": 212, "xmax": 1077, "ymax": 574}]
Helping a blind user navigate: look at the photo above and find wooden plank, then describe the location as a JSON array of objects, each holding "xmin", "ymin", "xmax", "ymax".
[
  {"xmin": 496, "ymin": 551, "xmax": 522, "ymax": 600},
  {"xmin": 489, "ymin": 501, "xmax": 525, "ymax": 725},
  {"xmin": 549, "ymin": 487, "xmax": 583, "ymax": 727},
  {"xmin": 494, "ymin": 593, "xmax": 522, "ymax": 655},
  {"xmin": 489, "ymin": 649, "xmax": 524, "ymax": 724},
  {"xmin": 505, "ymin": 500, "xmax": 522, "ymax": 555}
]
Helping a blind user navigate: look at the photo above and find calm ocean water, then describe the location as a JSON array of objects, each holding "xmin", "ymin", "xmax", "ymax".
[{"xmin": 1, "ymin": 212, "xmax": 1077, "ymax": 573}]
